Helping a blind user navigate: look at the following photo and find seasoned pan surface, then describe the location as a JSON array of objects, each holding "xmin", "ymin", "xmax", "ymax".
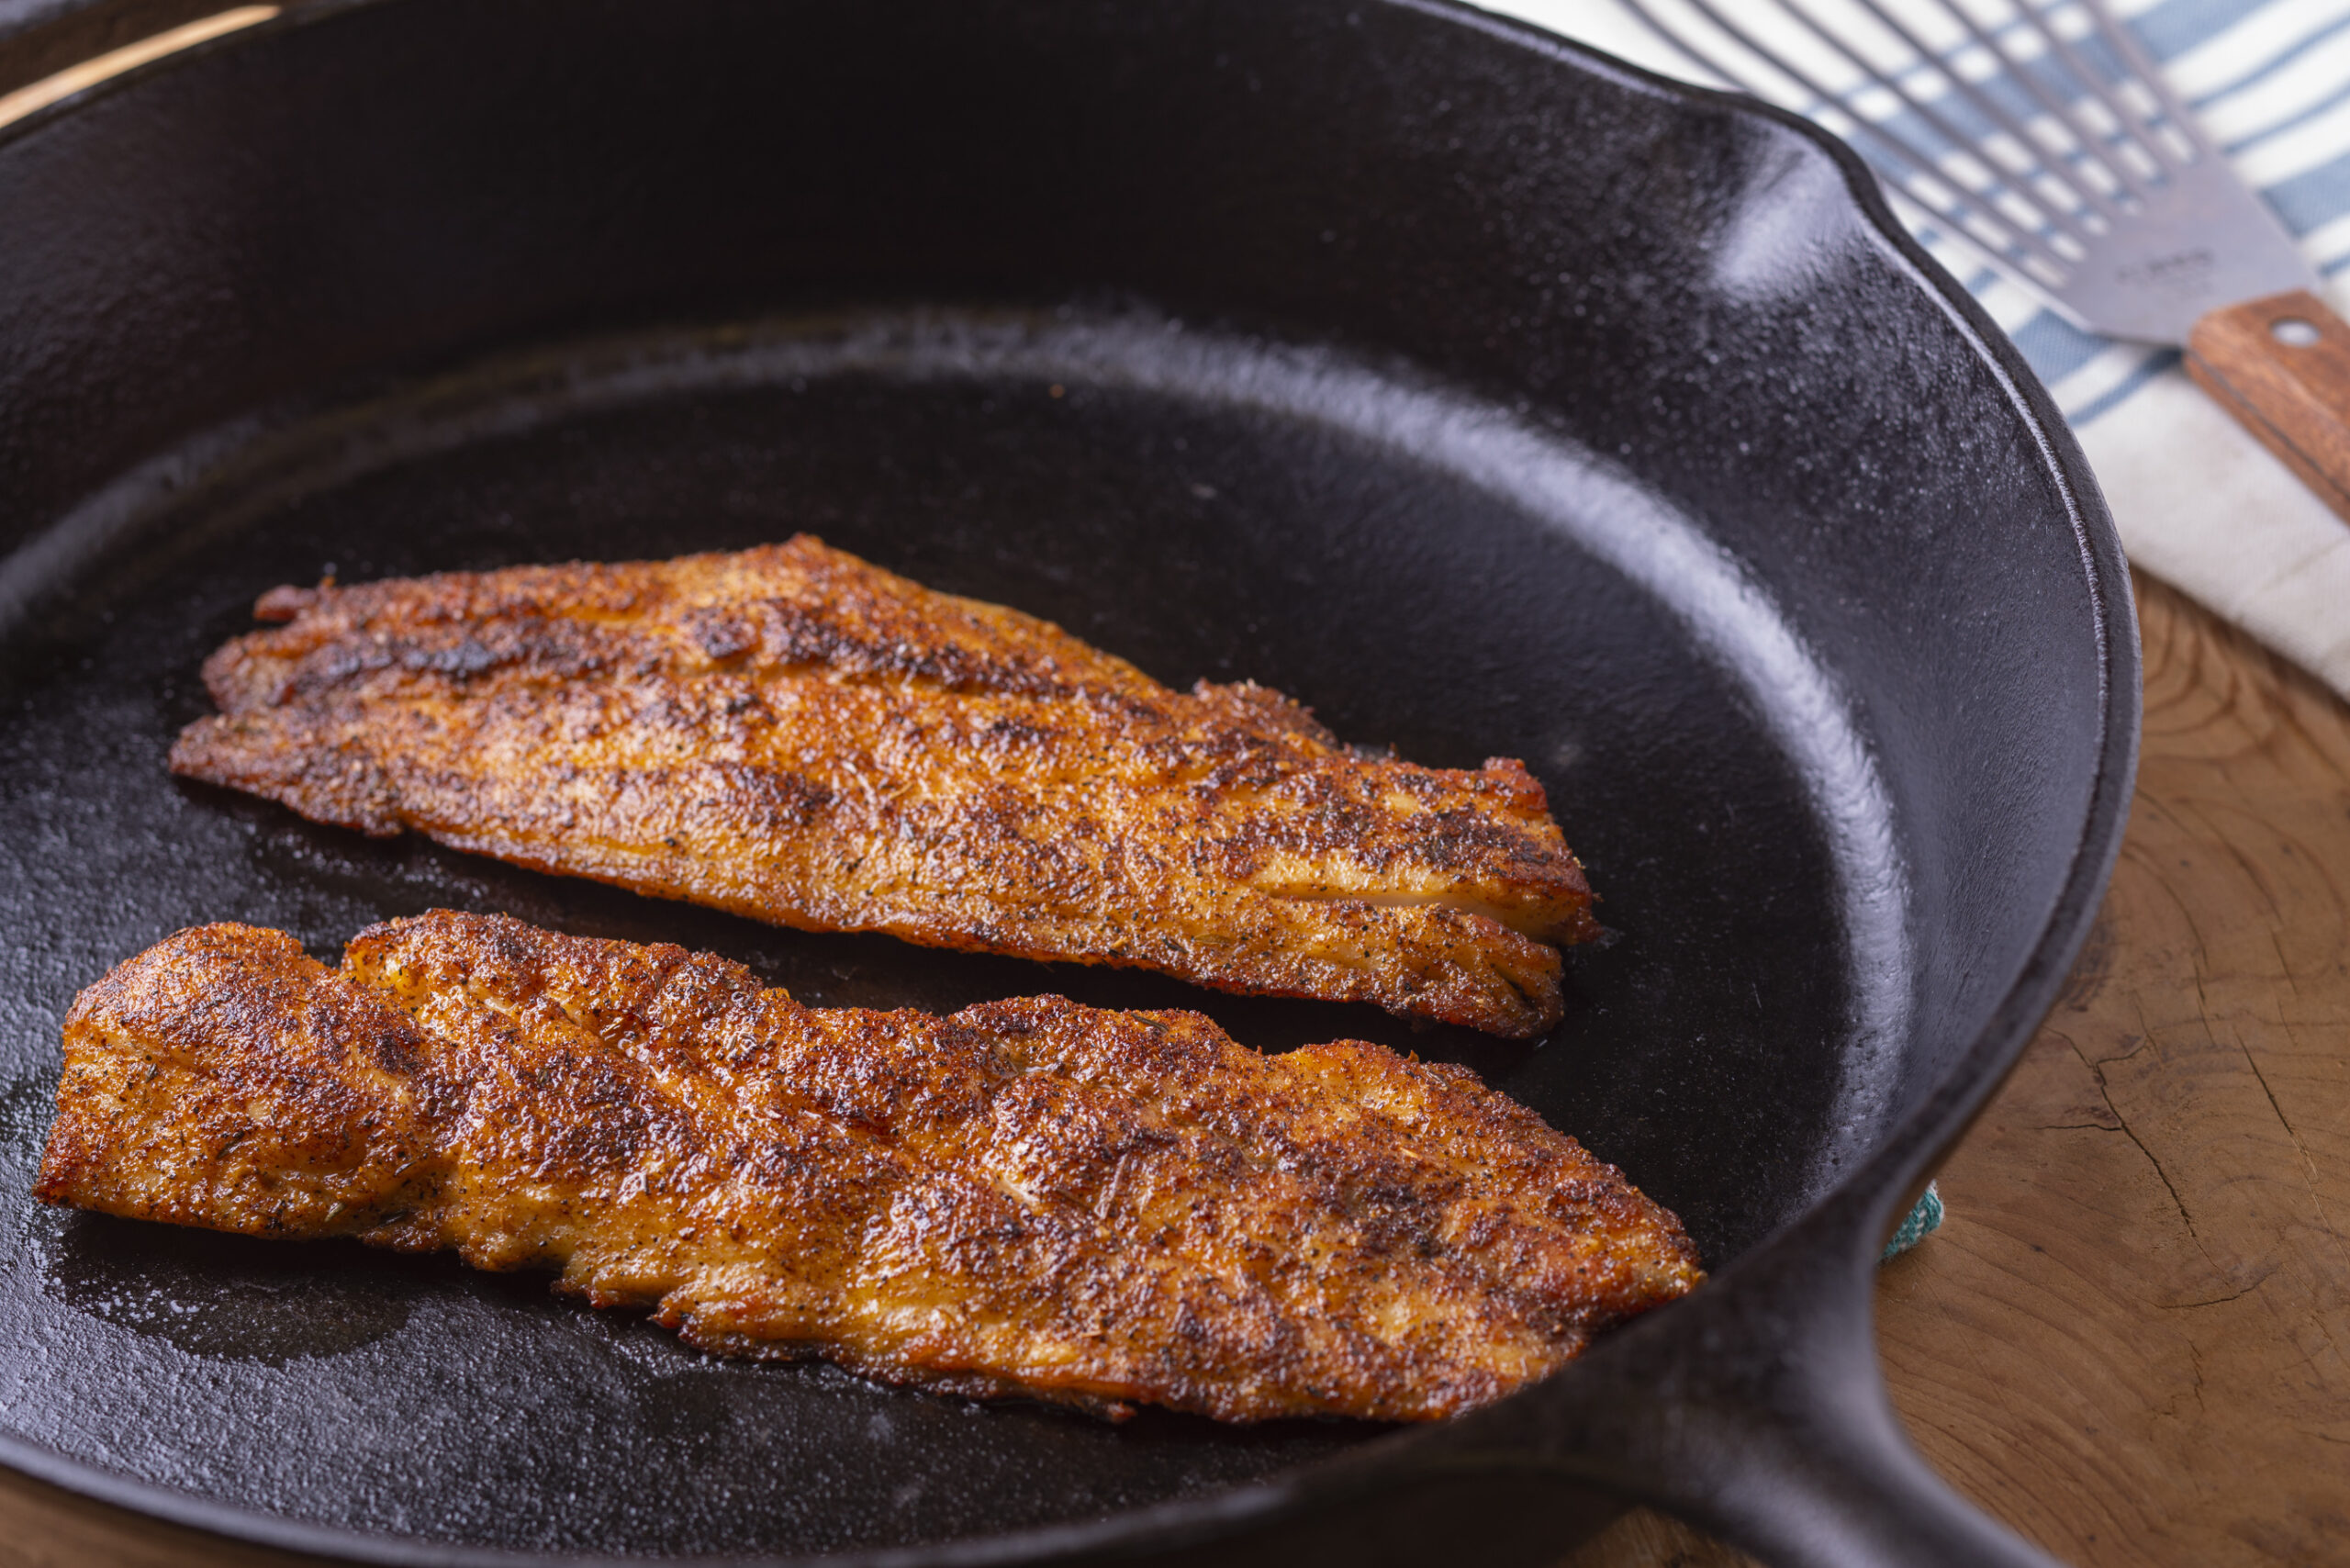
[
  {"xmin": 0, "ymin": 308, "xmax": 1880, "ymax": 1556},
  {"xmin": 0, "ymin": 2, "xmax": 2132, "ymax": 1563}
]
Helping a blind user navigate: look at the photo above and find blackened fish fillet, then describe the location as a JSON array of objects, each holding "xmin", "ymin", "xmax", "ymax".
[
  {"xmin": 35, "ymin": 913, "xmax": 1701, "ymax": 1422},
  {"xmin": 169, "ymin": 537, "xmax": 1598, "ymax": 1037}
]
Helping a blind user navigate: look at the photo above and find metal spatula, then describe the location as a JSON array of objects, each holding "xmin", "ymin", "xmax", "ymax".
[{"xmin": 1621, "ymin": 0, "xmax": 2350, "ymax": 522}]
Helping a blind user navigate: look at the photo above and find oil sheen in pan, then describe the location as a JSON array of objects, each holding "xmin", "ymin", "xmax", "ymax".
[{"xmin": 0, "ymin": 306, "xmax": 1908, "ymax": 1556}]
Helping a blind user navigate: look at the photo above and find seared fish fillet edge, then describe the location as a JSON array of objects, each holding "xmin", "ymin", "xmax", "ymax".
[
  {"xmin": 36, "ymin": 912, "xmax": 1701, "ymax": 1423},
  {"xmin": 170, "ymin": 536, "xmax": 1598, "ymax": 1037}
]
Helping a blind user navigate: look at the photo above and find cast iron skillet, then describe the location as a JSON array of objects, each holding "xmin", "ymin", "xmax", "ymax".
[{"xmin": 0, "ymin": 2, "xmax": 2137, "ymax": 1564}]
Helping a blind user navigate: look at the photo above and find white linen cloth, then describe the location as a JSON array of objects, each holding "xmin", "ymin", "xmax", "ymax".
[{"xmin": 1486, "ymin": 0, "xmax": 2350, "ymax": 700}]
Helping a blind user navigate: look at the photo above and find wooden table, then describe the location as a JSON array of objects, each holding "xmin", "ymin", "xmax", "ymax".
[{"xmin": 3, "ymin": 577, "xmax": 2342, "ymax": 1568}]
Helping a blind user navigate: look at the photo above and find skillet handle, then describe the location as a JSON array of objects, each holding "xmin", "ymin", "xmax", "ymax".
[
  {"xmin": 0, "ymin": 0, "xmax": 298, "ymax": 99},
  {"xmin": 1438, "ymin": 1193, "xmax": 2066, "ymax": 1568}
]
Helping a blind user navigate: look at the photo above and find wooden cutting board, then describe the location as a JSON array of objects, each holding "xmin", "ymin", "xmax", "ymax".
[{"xmin": 3, "ymin": 574, "xmax": 2342, "ymax": 1568}]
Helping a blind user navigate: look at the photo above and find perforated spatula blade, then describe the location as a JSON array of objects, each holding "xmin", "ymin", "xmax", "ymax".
[{"xmin": 1623, "ymin": 0, "xmax": 2350, "ymax": 523}]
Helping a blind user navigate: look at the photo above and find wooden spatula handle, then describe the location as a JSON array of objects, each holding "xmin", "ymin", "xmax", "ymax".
[{"xmin": 2184, "ymin": 288, "xmax": 2350, "ymax": 523}]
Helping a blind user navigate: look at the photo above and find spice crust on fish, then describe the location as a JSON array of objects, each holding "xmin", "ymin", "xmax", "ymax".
[
  {"xmin": 170, "ymin": 537, "xmax": 1598, "ymax": 1037},
  {"xmin": 35, "ymin": 913, "xmax": 1700, "ymax": 1422}
]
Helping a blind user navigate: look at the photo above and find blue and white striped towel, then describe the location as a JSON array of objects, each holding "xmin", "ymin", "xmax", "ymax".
[{"xmin": 1491, "ymin": 0, "xmax": 2350, "ymax": 700}]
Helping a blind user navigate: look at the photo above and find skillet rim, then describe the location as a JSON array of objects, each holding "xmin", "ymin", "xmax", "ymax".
[{"xmin": 0, "ymin": 0, "xmax": 2143, "ymax": 1561}]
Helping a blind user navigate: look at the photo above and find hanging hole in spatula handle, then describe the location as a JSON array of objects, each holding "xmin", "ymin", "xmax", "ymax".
[{"xmin": 2184, "ymin": 288, "xmax": 2350, "ymax": 524}]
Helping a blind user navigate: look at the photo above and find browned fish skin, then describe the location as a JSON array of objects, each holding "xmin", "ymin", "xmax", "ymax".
[
  {"xmin": 168, "ymin": 537, "xmax": 1597, "ymax": 1037},
  {"xmin": 36, "ymin": 913, "xmax": 1701, "ymax": 1422}
]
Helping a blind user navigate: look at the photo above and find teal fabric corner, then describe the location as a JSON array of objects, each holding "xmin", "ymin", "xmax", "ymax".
[{"xmin": 1881, "ymin": 1182, "xmax": 1944, "ymax": 1262}]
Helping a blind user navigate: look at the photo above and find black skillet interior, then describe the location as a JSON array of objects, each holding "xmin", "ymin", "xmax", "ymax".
[{"xmin": 0, "ymin": 1, "xmax": 2128, "ymax": 1563}]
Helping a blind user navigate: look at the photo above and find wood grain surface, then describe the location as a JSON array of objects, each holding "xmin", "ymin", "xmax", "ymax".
[
  {"xmin": 1569, "ymin": 573, "xmax": 2350, "ymax": 1567},
  {"xmin": 2, "ymin": 575, "xmax": 2342, "ymax": 1568}
]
